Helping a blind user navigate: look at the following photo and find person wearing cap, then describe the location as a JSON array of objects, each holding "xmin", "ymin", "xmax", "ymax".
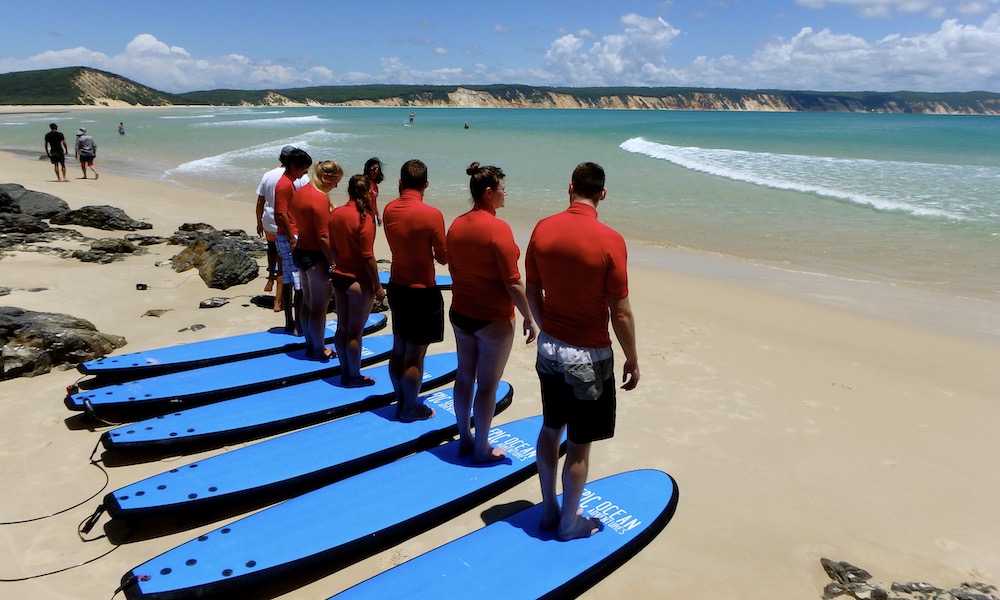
[
  {"xmin": 44, "ymin": 123, "xmax": 68, "ymax": 182},
  {"xmin": 74, "ymin": 128, "xmax": 99, "ymax": 180},
  {"xmin": 255, "ymin": 145, "xmax": 309, "ymax": 295}
]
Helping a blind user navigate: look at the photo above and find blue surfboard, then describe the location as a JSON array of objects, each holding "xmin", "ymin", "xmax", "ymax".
[
  {"xmin": 329, "ymin": 469, "xmax": 679, "ymax": 600},
  {"xmin": 66, "ymin": 335, "xmax": 394, "ymax": 419},
  {"xmin": 104, "ymin": 381, "xmax": 513, "ymax": 521},
  {"xmin": 101, "ymin": 353, "xmax": 458, "ymax": 452},
  {"xmin": 378, "ymin": 271, "xmax": 452, "ymax": 289},
  {"xmin": 78, "ymin": 314, "xmax": 387, "ymax": 379},
  {"xmin": 120, "ymin": 416, "xmax": 552, "ymax": 600}
]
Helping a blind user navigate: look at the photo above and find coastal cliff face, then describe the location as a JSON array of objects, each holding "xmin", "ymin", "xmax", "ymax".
[
  {"xmin": 5, "ymin": 67, "xmax": 1000, "ymax": 115},
  {"xmin": 331, "ymin": 87, "xmax": 1000, "ymax": 115}
]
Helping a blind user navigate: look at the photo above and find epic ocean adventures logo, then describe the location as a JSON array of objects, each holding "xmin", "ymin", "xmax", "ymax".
[
  {"xmin": 424, "ymin": 389, "xmax": 456, "ymax": 415},
  {"xmin": 579, "ymin": 488, "xmax": 643, "ymax": 535},
  {"xmin": 486, "ymin": 426, "xmax": 537, "ymax": 461}
]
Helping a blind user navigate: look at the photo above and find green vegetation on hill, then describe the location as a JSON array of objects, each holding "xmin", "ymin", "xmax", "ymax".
[
  {"xmin": 2, "ymin": 66, "xmax": 1000, "ymax": 115},
  {"xmin": 0, "ymin": 67, "xmax": 89, "ymax": 104}
]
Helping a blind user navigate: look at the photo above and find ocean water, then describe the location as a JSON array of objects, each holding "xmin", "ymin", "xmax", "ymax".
[{"xmin": 3, "ymin": 106, "xmax": 999, "ymax": 333}]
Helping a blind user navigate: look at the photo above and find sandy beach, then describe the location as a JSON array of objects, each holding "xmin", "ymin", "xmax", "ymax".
[{"xmin": 1, "ymin": 146, "xmax": 999, "ymax": 599}]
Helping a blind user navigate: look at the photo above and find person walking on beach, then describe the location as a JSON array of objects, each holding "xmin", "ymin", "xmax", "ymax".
[
  {"xmin": 447, "ymin": 162, "xmax": 538, "ymax": 462},
  {"xmin": 44, "ymin": 123, "xmax": 68, "ymax": 182},
  {"xmin": 74, "ymin": 128, "xmax": 98, "ymax": 180},
  {"xmin": 274, "ymin": 148, "xmax": 313, "ymax": 335},
  {"xmin": 289, "ymin": 160, "xmax": 342, "ymax": 360},
  {"xmin": 526, "ymin": 161, "xmax": 640, "ymax": 541},
  {"xmin": 382, "ymin": 159, "xmax": 447, "ymax": 421},
  {"xmin": 330, "ymin": 174, "xmax": 386, "ymax": 385},
  {"xmin": 363, "ymin": 157, "xmax": 385, "ymax": 226}
]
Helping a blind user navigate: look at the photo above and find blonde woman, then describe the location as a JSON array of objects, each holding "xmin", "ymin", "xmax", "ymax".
[{"xmin": 289, "ymin": 160, "xmax": 343, "ymax": 360}]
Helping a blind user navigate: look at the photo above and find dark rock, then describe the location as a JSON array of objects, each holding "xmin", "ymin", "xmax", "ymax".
[
  {"xmin": 0, "ymin": 192, "xmax": 20, "ymax": 214},
  {"xmin": 0, "ymin": 212, "xmax": 49, "ymax": 234},
  {"xmin": 178, "ymin": 324, "xmax": 206, "ymax": 332},
  {"xmin": 822, "ymin": 559, "xmax": 873, "ymax": 586},
  {"xmin": 0, "ymin": 306, "xmax": 126, "ymax": 379},
  {"xmin": 0, "ymin": 287, "xmax": 10, "ymax": 296},
  {"xmin": 50, "ymin": 205, "xmax": 152, "ymax": 231},
  {"xmin": 17, "ymin": 190, "xmax": 70, "ymax": 219},
  {"xmin": 178, "ymin": 222, "xmax": 217, "ymax": 232},
  {"xmin": 250, "ymin": 294, "xmax": 275, "ymax": 309},
  {"xmin": 199, "ymin": 297, "xmax": 229, "ymax": 308},
  {"xmin": 90, "ymin": 237, "xmax": 137, "ymax": 254},
  {"xmin": 170, "ymin": 232, "xmax": 261, "ymax": 290},
  {"xmin": 893, "ymin": 582, "xmax": 943, "ymax": 594},
  {"xmin": 124, "ymin": 233, "xmax": 168, "ymax": 246},
  {"xmin": 142, "ymin": 309, "xmax": 170, "ymax": 317}
]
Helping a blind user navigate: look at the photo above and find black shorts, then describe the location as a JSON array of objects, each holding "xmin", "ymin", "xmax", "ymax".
[
  {"xmin": 49, "ymin": 153, "xmax": 65, "ymax": 165},
  {"xmin": 292, "ymin": 248, "xmax": 326, "ymax": 271},
  {"xmin": 449, "ymin": 308, "xmax": 492, "ymax": 334},
  {"xmin": 538, "ymin": 372, "xmax": 616, "ymax": 444},
  {"xmin": 387, "ymin": 283, "xmax": 444, "ymax": 345},
  {"xmin": 331, "ymin": 272, "xmax": 357, "ymax": 293}
]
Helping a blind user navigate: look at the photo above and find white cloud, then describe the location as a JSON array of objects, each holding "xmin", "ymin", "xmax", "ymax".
[
  {"xmin": 542, "ymin": 14, "xmax": 681, "ymax": 86},
  {"xmin": 794, "ymin": 0, "xmax": 993, "ymax": 18},
  {"xmin": 675, "ymin": 12, "xmax": 1000, "ymax": 90},
  {"xmin": 0, "ymin": 33, "xmax": 338, "ymax": 92}
]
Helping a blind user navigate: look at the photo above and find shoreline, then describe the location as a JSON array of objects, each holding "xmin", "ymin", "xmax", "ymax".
[
  {"xmin": 1, "ymin": 148, "xmax": 999, "ymax": 599},
  {"xmin": 3, "ymin": 142, "xmax": 997, "ymax": 346}
]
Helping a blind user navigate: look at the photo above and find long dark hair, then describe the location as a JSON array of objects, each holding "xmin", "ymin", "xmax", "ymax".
[
  {"xmin": 466, "ymin": 162, "xmax": 505, "ymax": 208},
  {"xmin": 348, "ymin": 174, "xmax": 373, "ymax": 223},
  {"xmin": 364, "ymin": 157, "xmax": 385, "ymax": 184}
]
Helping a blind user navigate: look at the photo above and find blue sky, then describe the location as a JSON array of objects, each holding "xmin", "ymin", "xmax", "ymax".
[{"xmin": 2, "ymin": 0, "xmax": 1000, "ymax": 93}]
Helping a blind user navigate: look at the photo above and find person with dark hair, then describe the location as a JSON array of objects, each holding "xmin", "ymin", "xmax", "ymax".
[
  {"xmin": 44, "ymin": 123, "xmax": 68, "ymax": 182},
  {"xmin": 290, "ymin": 160, "xmax": 342, "ymax": 360},
  {"xmin": 526, "ymin": 161, "xmax": 640, "ymax": 541},
  {"xmin": 363, "ymin": 157, "xmax": 385, "ymax": 226},
  {"xmin": 273, "ymin": 148, "xmax": 313, "ymax": 335},
  {"xmin": 382, "ymin": 159, "xmax": 447, "ymax": 421},
  {"xmin": 329, "ymin": 174, "xmax": 386, "ymax": 385},
  {"xmin": 447, "ymin": 162, "xmax": 538, "ymax": 462},
  {"xmin": 256, "ymin": 146, "xmax": 308, "ymax": 294}
]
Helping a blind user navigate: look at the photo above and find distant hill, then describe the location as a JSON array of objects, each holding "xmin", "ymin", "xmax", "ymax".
[
  {"xmin": 0, "ymin": 67, "xmax": 177, "ymax": 106},
  {"xmin": 2, "ymin": 66, "xmax": 1000, "ymax": 115}
]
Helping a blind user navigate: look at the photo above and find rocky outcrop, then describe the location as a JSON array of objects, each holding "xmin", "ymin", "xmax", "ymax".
[
  {"xmin": 0, "ymin": 184, "xmax": 69, "ymax": 218},
  {"xmin": 50, "ymin": 205, "xmax": 153, "ymax": 231},
  {"xmin": 0, "ymin": 306, "xmax": 126, "ymax": 379},
  {"xmin": 169, "ymin": 224, "xmax": 265, "ymax": 290},
  {"xmin": 820, "ymin": 558, "xmax": 998, "ymax": 600}
]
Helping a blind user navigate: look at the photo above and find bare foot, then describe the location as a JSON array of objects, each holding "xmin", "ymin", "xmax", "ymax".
[
  {"xmin": 399, "ymin": 404, "xmax": 435, "ymax": 422},
  {"xmin": 473, "ymin": 446, "xmax": 507, "ymax": 464},
  {"xmin": 458, "ymin": 438, "xmax": 473, "ymax": 457},
  {"xmin": 558, "ymin": 515, "xmax": 603, "ymax": 541}
]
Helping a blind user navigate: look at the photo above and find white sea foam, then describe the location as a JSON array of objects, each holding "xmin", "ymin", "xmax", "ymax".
[
  {"xmin": 620, "ymin": 137, "xmax": 999, "ymax": 222},
  {"xmin": 196, "ymin": 115, "xmax": 329, "ymax": 128},
  {"xmin": 166, "ymin": 129, "xmax": 358, "ymax": 178}
]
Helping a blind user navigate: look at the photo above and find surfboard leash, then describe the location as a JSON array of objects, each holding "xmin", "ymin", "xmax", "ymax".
[
  {"xmin": 0, "ymin": 437, "xmax": 109, "ymax": 526},
  {"xmin": 0, "ymin": 439, "xmax": 127, "ymax": 585}
]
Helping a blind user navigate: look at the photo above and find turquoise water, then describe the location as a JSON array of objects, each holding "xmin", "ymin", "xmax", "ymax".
[{"xmin": 3, "ymin": 106, "xmax": 999, "ymax": 305}]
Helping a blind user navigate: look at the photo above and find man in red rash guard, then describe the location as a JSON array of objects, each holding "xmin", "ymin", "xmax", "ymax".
[
  {"xmin": 382, "ymin": 159, "xmax": 447, "ymax": 422},
  {"xmin": 525, "ymin": 161, "xmax": 640, "ymax": 541},
  {"xmin": 273, "ymin": 148, "xmax": 312, "ymax": 335}
]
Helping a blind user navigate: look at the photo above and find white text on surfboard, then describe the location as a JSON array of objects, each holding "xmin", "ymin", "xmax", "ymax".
[
  {"xmin": 487, "ymin": 427, "xmax": 537, "ymax": 461},
  {"xmin": 579, "ymin": 489, "xmax": 643, "ymax": 535}
]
